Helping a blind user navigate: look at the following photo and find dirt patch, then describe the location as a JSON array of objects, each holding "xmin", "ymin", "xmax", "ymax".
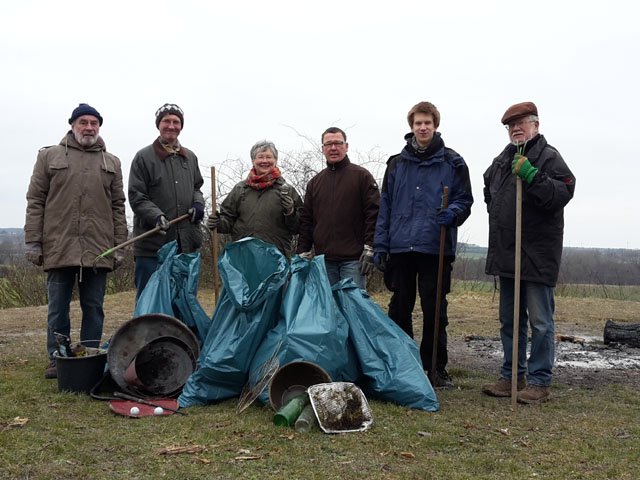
[{"xmin": 447, "ymin": 334, "xmax": 640, "ymax": 390}]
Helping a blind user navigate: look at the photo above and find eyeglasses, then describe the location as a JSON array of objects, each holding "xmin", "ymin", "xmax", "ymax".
[
  {"xmin": 322, "ymin": 141, "xmax": 346, "ymax": 148},
  {"xmin": 155, "ymin": 103, "xmax": 184, "ymax": 117},
  {"xmin": 505, "ymin": 119, "xmax": 535, "ymax": 131}
]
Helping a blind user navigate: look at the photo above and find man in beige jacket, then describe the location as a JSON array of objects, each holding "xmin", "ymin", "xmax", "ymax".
[{"xmin": 24, "ymin": 104, "xmax": 127, "ymax": 379}]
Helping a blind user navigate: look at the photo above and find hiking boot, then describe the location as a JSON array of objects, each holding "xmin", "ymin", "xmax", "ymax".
[
  {"xmin": 517, "ymin": 385, "xmax": 551, "ymax": 405},
  {"xmin": 431, "ymin": 369, "xmax": 454, "ymax": 389},
  {"xmin": 44, "ymin": 360, "xmax": 57, "ymax": 379},
  {"xmin": 482, "ymin": 377, "xmax": 526, "ymax": 397}
]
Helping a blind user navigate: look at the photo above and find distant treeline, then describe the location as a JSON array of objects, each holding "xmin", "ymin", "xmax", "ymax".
[{"xmin": 453, "ymin": 244, "xmax": 640, "ymax": 286}]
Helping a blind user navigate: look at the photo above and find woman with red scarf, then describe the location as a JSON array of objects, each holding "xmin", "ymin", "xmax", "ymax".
[{"xmin": 206, "ymin": 140, "xmax": 302, "ymax": 259}]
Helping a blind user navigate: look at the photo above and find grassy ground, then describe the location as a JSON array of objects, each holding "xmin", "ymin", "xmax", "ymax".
[{"xmin": 1, "ymin": 288, "xmax": 639, "ymax": 479}]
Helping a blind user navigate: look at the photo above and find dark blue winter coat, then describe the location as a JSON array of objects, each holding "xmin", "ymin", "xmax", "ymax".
[{"xmin": 374, "ymin": 133, "xmax": 473, "ymax": 256}]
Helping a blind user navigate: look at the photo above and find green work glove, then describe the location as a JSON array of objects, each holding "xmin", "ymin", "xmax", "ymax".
[{"xmin": 512, "ymin": 154, "xmax": 539, "ymax": 184}]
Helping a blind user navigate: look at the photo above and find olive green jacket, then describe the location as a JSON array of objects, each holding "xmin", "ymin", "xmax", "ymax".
[{"xmin": 219, "ymin": 177, "xmax": 302, "ymax": 258}]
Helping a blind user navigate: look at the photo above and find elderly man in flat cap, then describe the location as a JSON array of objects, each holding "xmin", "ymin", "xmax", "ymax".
[
  {"xmin": 128, "ymin": 103, "xmax": 205, "ymax": 300},
  {"xmin": 482, "ymin": 102, "xmax": 575, "ymax": 404},
  {"xmin": 25, "ymin": 103, "xmax": 127, "ymax": 378}
]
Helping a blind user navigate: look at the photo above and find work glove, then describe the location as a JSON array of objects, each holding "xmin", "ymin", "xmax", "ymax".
[
  {"xmin": 358, "ymin": 245, "xmax": 376, "ymax": 276},
  {"xmin": 280, "ymin": 185, "xmax": 295, "ymax": 216},
  {"xmin": 374, "ymin": 252, "xmax": 388, "ymax": 272},
  {"xmin": 25, "ymin": 242, "xmax": 43, "ymax": 266},
  {"xmin": 155, "ymin": 215, "xmax": 170, "ymax": 235},
  {"xmin": 299, "ymin": 251, "xmax": 313, "ymax": 261},
  {"xmin": 436, "ymin": 208, "xmax": 456, "ymax": 227},
  {"xmin": 114, "ymin": 249, "xmax": 125, "ymax": 269},
  {"xmin": 206, "ymin": 211, "xmax": 220, "ymax": 231},
  {"xmin": 188, "ymin": 202, "xmax": 204, "ymax": 223},
  {"xmin": 512, "ymin": 153, "xmax": 539, "ymax": 184}
]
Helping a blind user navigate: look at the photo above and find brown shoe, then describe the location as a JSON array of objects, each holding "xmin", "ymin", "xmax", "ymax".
[
  {"xmin": 517, "ymin": 385, "xmax": 551, "ymax": 404},
  {"xmin": 44, "ymin": 360, "xmax": 57, "ymax": 379},
  {"xmin": 482, "ymin": 377, "xmax": 526, "ymax": 397}
]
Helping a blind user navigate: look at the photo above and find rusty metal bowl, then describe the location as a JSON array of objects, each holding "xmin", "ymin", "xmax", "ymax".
[{"xmin": 107, "ymin": 314, "xmax": 200, "ymax": 397}]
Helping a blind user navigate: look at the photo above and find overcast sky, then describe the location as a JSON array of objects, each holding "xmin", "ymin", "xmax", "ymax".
[{"xmin": 2, "ymin": 0, "xmax": 639, "ymax": 249}]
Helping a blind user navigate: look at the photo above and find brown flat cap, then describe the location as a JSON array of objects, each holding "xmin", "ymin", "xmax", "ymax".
[{"xmin": 501, "ymin": 102, "xmax": 538, "ymax": 125}]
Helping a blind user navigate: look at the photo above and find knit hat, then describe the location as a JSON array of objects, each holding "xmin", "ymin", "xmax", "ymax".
[
  {"xmin": 68, "ymin": 103, "xmax": 103, "ymax": 126},
  {"xmin": 501, "ymin": 102, "xmax": 538, "ymax": 125},
  {"xmin": 155, "ymin": 103, "xmax": 184, "ymax": 128}
]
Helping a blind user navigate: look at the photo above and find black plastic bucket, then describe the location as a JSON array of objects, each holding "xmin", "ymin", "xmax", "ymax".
[{"xmin": 54, "ymin": 350, "xmax": 107, "ymax": 394}]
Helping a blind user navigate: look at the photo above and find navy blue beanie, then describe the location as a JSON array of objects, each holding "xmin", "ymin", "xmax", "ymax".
[{"xmin": 68, "ymin": 103, "xmax": 103, "ymax": 126}]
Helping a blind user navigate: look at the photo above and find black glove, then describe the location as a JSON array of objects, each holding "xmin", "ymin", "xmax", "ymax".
[
  {"xmin": 156, "ymin": 215, "xmax": 170, "ymax": 235},
  {"xmin": 374, "ymin": 252, "xmax": 388, "ymax": 272},
  {"xmin": 25, "ymin": 242, "xmax": 43, "ymax": 266},
  {"xmin": 206, "ymin": 211, "xmax": 220, "ymax": 231},
  {"xmin": 280, "ymin": 185, "xmax": 295, "ymax": 216},
  {"xmin": 188, "ymin": 202, "xmax": 204, "ymax": 223},
  {"xmin": 358, "ymin": 245, "xmax": 376, "ymax": 276}
]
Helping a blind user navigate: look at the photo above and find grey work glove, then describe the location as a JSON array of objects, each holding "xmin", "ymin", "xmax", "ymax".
[
  {"xmin": 280, "ymin": 185, "xmax": 295, "ymax": 216},
  {"xmin": 25, "ymin": 242, "xmax": 43, "ymax": 266},
  {"xmin": 156, "ymin": 215, "xmax": 170, "ymax": 235},
  {"xmin": 206, "ymin": 211, "xmax": 220, "ymax": 231},
  {"xmin": 299, "ymin": 251, "xmax": 313, "ymax": 261},
  {"xmin": 114, "ymin": 249, "xmax": 126, "ymax": 269},
  {"xmin": 358, "ymin": 245, "xmax": 376, "ymax": 276}
]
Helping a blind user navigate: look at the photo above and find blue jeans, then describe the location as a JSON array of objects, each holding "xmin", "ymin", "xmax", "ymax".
[
  {"xmin": 324, "ymin": 259, "xmax": 365, "ymax": 290},
  {"xmin": 499, "ymin": 277, "xmax": 555, "ymax": 386},
  {"xmin": 134, "ymin": 256, "xmax": 159, "ymax": 302},
  {"xmin": 46, "ymin": 267, "xmax": 107, "ymax": 360}
]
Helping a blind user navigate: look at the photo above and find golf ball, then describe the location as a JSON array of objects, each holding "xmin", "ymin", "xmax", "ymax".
[
  {"xmin": 153, "ymin": 407, "xmax": 164, "ymax": 415},
  {"xmin": 130, "ymin": 406, "xmax": 140, "ymax": 415}
]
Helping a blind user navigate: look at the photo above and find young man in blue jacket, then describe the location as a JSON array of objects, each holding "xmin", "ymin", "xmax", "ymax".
[{"xmin": 374, "ymin": 102, "xmax": 473, "ymax": 388}]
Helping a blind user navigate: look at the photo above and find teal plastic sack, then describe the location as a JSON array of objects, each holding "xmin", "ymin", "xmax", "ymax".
[
  {"xmin": 179, "ymin": 238, "xmax": 289, "ymax": 407},
  {"xmin": 332, "ymin": 279, "xmax": 439, "ymax": 411},
  {"xmin": 249, "ymin": 255, "xmax": 357, "ymax": 405},
  {"xmin": 134, "ymin": 241, "xmax": 211, "ymax": 344}
]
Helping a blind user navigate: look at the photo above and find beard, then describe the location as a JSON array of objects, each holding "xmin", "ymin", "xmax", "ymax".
[{"xmin": 74, "ymin": 131, "xmax": 98, "ymax": 147}]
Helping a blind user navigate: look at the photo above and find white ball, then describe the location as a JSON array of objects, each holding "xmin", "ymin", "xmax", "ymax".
[
  {"xmin": 130, "ymin": 406, "xmax": 140, "ymax": 415},
  {"xmin": 153, "ymin": 406, "xmax": 164, "ymax": 415}
]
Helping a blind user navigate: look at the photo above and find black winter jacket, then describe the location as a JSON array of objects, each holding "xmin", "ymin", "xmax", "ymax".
[
  {"xmin": 483, "ymin": 134, "xmax": 575, "ymax": 286},
  {"xmin": 129, "ymin": 139, "xmax": 205, "ymax": 257},
  {"xmin": 297, "ymin": 156, "xmax": 380, "ymax": 261}
]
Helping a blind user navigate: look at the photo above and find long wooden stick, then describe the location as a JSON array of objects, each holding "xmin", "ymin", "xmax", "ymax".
[
  {"xmin": 512, "ymin": 177, "xmax": 523, "ymax": 409},
  {"xmin": 210, "ymin": 166, "xmax": 220, "ymax": 304},
  {"xmin": 95, "ymin": 214, "xmax": 190, "ymax": 260},
  {"xmin": 430, "ymin": 186, "xmax": 449, "ymax": 383}
]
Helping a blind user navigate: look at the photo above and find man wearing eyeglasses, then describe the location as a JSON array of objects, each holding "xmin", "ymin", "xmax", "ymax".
[
  {"xmin": 25, "ymin": 104, "xmax": 127, "ymax": 378},
  {"xmin": 297, "ymin": 127, "xmax": 380, "ymax": 289},
  {"xmin": 374, "ymin": 101, "xmax": 473, "ymax": 388},
  {"xmin": 128, "ymin": 103, "xmax": 205, "ymax": 300},
  {"xmin": 482, "ymin": 102, "xmax": 575, "ymax": 404}
]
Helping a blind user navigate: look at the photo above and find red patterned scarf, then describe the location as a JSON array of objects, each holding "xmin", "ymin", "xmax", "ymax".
[{"xmin": 247, "ymin": 167, "xmax": 281, "ymax": 190}]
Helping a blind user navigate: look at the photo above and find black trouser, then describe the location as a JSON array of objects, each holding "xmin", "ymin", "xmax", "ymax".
[{"xmin": 386, "ymin": 252, "xmax": 454, "ymax": 373}]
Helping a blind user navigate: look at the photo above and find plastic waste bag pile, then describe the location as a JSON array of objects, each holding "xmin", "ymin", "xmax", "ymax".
[
  {"xmin": 177, "ymin": 237, "xmax": 439, "ymax": 411},
  {"xmin": 179, "ymin": 238, "xmax": 289, "ymax": 407}
]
